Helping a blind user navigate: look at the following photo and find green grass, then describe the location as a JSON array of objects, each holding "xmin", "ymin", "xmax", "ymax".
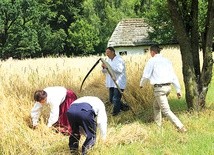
[
  {"xmin": 89, "ymin": 109, "xmax": 214, "ymax": 155},
  {"xmin": 89, "ymin": 76, "xmax": 214, "ymax": 155}
]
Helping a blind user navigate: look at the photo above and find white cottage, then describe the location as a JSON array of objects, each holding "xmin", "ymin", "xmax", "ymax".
[{"xmin": 107, "ymin": 18, "xmax": 154, "ymax": 55}]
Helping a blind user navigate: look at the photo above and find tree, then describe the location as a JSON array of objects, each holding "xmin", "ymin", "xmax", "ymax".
[
  {"xmin": 46, "ymin": 0, "xmax": 84, "ymax": 56},
  {"xmin": 0, "ymin": 0, "xmax": 41, "ymax": 59},
  {"xmin": 68, "ymin": 18, "xmax": 100, "ymax": 55},
  {"xmin": 143, "ymin": 0, "xmax": 177, "ymax": 44},
  {"xmin": 0, "ymin": 0, "xmax": 144, "ymax": 58},
  {"xmin": 167, "ymin": 0, "xmax": 214, "ymax": 110}
]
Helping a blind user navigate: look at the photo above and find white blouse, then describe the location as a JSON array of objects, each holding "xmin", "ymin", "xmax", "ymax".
[{"xmin": 31, "ymin": 86, "xmax": 67, "ymax": 127}]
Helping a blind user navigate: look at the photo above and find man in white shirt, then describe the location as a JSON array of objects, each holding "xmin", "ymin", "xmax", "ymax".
[
  {"xmin": 31, "ymin": 86, "xmax": 77, "ymax": 135},
  {"xmin": 102, "ymin": 47, "xmax": 128, "ymax": 116},
  {"xmin": 140, "ymin": 45, "xmax": 187, "ymax": 133},
  {"xmin": 66, "ymin": 96, "xmax": 107, "ymax": 155}
]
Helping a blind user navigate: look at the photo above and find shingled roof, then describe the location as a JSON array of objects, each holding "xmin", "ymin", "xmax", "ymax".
[{"xmin": 108, "ymin": 18, "xmax": 153, "ymax": 47}]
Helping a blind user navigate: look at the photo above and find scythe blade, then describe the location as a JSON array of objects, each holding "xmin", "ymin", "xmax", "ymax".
[{"xmin": 79, "ymin": 58, "xmax": 101, "ymax": 92}]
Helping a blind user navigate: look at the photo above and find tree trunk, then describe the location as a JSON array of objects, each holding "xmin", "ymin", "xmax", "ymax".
[
  {"xmin": 167, "ymin": 0, "xmax": 214, "ymax": 110},
  {"xmin": 190, "ymin": 0, "xmax": 200, "ymax": 81},
  {"xmin": 199, "ymin": 0, "xmax": 214, "ymax": 108},
  {"xmin": 180, "ymin": 46, "xmax": 199, "ymax": 110},
  {"xmin": 167, "ymin": 0, "xmax": 199, "ymax": 110}
]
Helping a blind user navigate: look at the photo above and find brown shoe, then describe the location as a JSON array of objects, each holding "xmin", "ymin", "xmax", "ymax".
[{"xmin": 179, "ymin": 127, "xmax": 187, "ymax": 133}]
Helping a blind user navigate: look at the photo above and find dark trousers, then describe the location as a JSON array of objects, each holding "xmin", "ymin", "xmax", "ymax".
[
  {"xmin": 109, "ymin": 87, "xmax": 124, "ymax": 113},
  {"xmin": 66, "ymin": 103, "xmax": 96, "ymax": 154}
]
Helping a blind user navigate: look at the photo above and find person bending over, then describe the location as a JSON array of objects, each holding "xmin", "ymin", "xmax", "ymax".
[
  {"xmin": 31, "ymin": 86, "xmax": 77, "ymax": 135},
  {"xmin": 66, "ymin": 96, "xmax": 107, "ymax": 155}
]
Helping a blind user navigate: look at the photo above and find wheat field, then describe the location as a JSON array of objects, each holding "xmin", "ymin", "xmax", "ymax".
[{"xmin": 0, "ymin": 48, "xmax": 213, "ymax": 155}]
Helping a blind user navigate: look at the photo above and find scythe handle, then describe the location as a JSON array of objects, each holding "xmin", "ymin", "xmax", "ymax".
[
  {"xmin": 105, "ymin": 68, "xmax": 136, "ymax": 116},
  {"xmin": 106, "ymin": 67, "xmax": 123, "ymax": 94}
]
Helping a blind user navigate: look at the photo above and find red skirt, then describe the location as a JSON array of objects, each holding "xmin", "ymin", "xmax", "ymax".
[{"xmin": 55, "ymin": 89, "xmax": 77, "ymax": 135}]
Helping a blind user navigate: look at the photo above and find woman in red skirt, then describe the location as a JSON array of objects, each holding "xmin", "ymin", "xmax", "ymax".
[{"xmin": 31, "ymin": 86, "xmax": 77, "ymax": 135}]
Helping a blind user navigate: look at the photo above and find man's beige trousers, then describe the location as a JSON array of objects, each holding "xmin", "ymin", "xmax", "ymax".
[{"xmin": 153, "ymin": 85, "xmax": 184, "ymax": 129}]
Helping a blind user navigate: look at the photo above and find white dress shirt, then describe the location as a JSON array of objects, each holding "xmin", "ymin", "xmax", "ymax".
[
  {"xmin": 102, "ymin": 55, "xmax": 127, "ymax": 89},
  {"xmin": 72, "ymin": 96, "xmax": 107, "ymax": 140},
  {"xmin": 140, "ymin": 54, "xmax": 181, "ymax": 93},
  {"xmin": 31, "ymin": 86, "xmax": 67, "ymax": 127}
]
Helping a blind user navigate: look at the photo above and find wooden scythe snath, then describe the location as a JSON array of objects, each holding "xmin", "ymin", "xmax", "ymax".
[{"xmin": 79, "ymin": 58, "xmax": 136, "ymax": 115}]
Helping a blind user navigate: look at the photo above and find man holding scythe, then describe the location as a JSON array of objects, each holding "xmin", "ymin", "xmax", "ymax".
[{"xmin": 101, "ymin": 47, "xmax": 129, "ymax": 116}]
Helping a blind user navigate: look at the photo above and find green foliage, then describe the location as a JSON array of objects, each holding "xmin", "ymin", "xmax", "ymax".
[
  {"xmin": 143, "ymin": 0, "xmax": 177, "ymax": 44},
  {"xmin": 37, "ymin": 27, "xmax": 67, "ymax": 56},
  {"xmin": 0, "ymin": 0, "xmax": 41, "ymax": 58},
  {"xmin": 0, "ymin": 0, "xmax": 143, "ymax": 58},
  {"xmin": 68, "ymin": 19, "xmax": 100, "ymax": 55},
  {"xmin": 198, "ymin": 0, "xmax": 208, "ymax": 33},
  {"xmin": 142, "ymin": 0, "xmax": 211, "ymax": 45}
]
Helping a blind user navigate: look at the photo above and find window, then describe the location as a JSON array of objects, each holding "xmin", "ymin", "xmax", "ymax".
[{"xmin": 119, "ymin": 51, "xmax": 127, "ymax": 55}]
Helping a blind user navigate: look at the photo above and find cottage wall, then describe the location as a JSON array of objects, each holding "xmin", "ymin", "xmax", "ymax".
[{"xmin": 114, "ymin": 46, "xmax": 150, "ymax": 56}]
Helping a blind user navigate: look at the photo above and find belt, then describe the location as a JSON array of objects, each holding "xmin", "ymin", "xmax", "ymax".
[{"xmin": 154, "ymin": 83, "xmax": 171, "ymax": 87}]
